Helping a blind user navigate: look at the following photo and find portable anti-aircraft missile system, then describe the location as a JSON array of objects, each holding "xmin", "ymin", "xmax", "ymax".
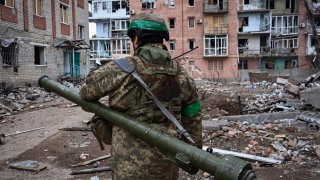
[{"xmin": 38, "ymin": 76, "xmax": 257, "ymax": 180}]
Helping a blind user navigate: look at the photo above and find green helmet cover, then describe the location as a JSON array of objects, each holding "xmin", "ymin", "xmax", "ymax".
[
  {"xmin": 128, "ymin": 13, "xmax": 168, "ymax": 32},
  {"xmin": 128, "ymin": 20, "xmax": 168, "ymax": 32}
]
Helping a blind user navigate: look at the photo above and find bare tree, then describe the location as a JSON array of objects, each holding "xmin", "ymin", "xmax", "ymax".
[{"xmin": 304, "ymin": 0, "xmax": 320, "ymax": 68}]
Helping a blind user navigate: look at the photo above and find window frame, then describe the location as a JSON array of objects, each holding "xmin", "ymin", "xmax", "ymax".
[
  {"xmin": 1, "ymin": 43, "xmax": 19, "ymax": 67},
  {"xmin": 188, "ymin": 39, "xmax": 195, "ymax": 50},
  {"xmin": 169, "ymin": 40, "xmax": 176, "ymax": 51},
  {"xmin": 188, "ymin": 0, "xmax": 195, "ymax": 7},
  {"xmin": 60, "ymin": 3, "xmax": 69, "ymax": 24},
  {"xmin": 33, "ymin": 0, "xmax": 43, "ymax": 16},
  {"xmin": 188, "ymin": 17, "xmax": 195, "ymax": 28},
  {"xmin": 34, "ymin": 45, "xmax": 46, "ymax": 66},
  {"xmin": 208, "ymin": 60, "xmax": 223, "ymax": 71},
  {"xmin": 3, "ymin": 0, "xmax": 15, "ymax": 8},
  {"xmin": 169, "ymin": 18, "xmax": 175, "ymax": 29},
  {"xmin": 77, "ymin": 25, "xmax": 85, "ymax": 40},
  {"xmin": 141, "ymin": 0, "xmax": 156, "ymax": 9}
]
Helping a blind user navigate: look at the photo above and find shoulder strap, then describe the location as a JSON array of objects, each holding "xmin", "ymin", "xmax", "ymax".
[
  {"xmin": 114, "ymin": 58, "xmax": 195, "ymax": 144},
  {"xmin": 114, "ymin": 58, "xmax": 135, "ymax": 74}
]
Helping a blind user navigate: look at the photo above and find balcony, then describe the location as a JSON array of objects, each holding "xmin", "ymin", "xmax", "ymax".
[
  {"xmin": 238, "ymin": 47, "xmax": 261, "ymax": 57},
  {"xmin": 238, "ymin": 3, "xmax": 268, "ymax": 12},
  {"xmin": 203, "ymin": 0, "xmax": 228, "ymax": 13},
  {"xmin": 263, "ymin": 48, "xmax": 297, "ymax": 57},
  {"xmin": 204, "ymin": 25, "xmax": 228, "ymax": 35}
]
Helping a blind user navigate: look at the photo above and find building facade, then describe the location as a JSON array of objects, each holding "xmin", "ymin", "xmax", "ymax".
[
  {"xmin": 88, "ymin": 0, "xmax": 316, "ymax": 81},
  {"xmin": 88, "ymin": 0, "xmax": 131, "ymax": 65},
  {"xmin": 0, "ymin": 0, "xmax": 89, "ymax": 85}
]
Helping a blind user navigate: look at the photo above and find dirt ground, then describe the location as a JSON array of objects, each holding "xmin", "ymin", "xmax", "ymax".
[{"xmin": 0, "ymin": 86, "xmax": 320, "ymax": 179}]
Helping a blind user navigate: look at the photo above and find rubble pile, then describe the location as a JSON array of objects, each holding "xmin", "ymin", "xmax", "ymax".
[
  {"xmin": 203, "ymin": 118, "xmax": 320, "ymax": 165},
  {"xmin": 0, "ymin": 86, "xmax": 57, "ymax": 116},
  {"xmin": 241, "ymin": 73, "xmax": 320, "ymax": 114}
]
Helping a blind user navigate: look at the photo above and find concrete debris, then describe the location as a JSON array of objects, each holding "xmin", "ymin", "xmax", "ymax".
[
  {"xmin": 9, "ymin": 160, "xmax": 47, "ymax": 172},
  {"xmin": 0, "ymin": 80, "xmax": 84, "ymax": 116}
]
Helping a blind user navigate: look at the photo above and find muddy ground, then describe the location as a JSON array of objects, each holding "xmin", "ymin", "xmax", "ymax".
[{"xmin": 0, "ymin": 85, "xmax": 320, "ymax": 180}]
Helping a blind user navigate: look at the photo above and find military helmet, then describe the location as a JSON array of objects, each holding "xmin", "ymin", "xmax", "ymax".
[{"xmin": 127, "ymin": 13, "xmax": 169, "ymax": 41}]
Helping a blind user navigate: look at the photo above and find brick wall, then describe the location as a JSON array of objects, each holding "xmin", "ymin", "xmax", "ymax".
[
  {"xmin": 0, "ymin": 0, "xmax": 89, "ymax": 85},
  {"xmin": 61, "ymin": 23, "xmax": 71, "ymax": 35},
  {"xmin": 33, "ymin": 15, "xmax": 46, "ymax": 30},
  {"xmin": 0, "ymin": 4, "xmax": 18, "ymax": 23}
]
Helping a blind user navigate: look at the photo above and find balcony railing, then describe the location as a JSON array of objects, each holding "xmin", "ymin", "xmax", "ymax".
[
  {"xmin": 203, "ymin": 0, "xmax": 228, "ymax": 13},
  {"xmin": 90, "ymin": 51, "xmax": 112, "ymax": 60},
  {"xmin": 263, "ymin": 48, "xmax": 297, "ymax": 56},
  {"xmin": 111, "ymin": 32, "xmax": 129, "ymax": 39},
  {"xmin": 204, "ymin": 25, "xmax": 228, "ymax": 34},
  {"xmin": 271, "ymin": 27, "xmax": 299, "ymax": 36},
  {"xmin": 238, "ymin": 47, "xmax": 297, "ymax": 57},
  {"xmin": 238, "ymin": 47, "xmax": 261, "ymax": 56},
  {"xmin": 238, "ymin": 3, "xmax": 268, "ymax": 12}
]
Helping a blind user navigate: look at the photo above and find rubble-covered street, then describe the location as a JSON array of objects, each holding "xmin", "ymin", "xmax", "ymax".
[{"xmin": 1, "ymin": 74, "xmax": 320, "ymax": 180}]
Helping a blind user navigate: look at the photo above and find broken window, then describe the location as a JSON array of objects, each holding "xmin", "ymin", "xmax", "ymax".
[
  {"xmin": 60, "ymin": 4, "xmax": 68, "ymax": 23},
  {"xmin": 169, "ymin": 18, "xmax": 175, "ymax": 29},
  {"xmin": 188, "ymin": 0, "xmax": 194, "ymax": 6},
  {"xmin": 34, "ymin": 46, "xmax": 46, "ymax": 65},
  {"xmin": 142, "ymin": 0, "xmax": 155, "ymax": 9},
  {"xmin": 266, "ymin": 0, "xmax": 274, "ymax": 9},
  {"xmin": 244, "ymin": 0, "xmax": 250, "ymax": 5},
  {"xmin": 264, "ymin": 60, "xmax": 275, "ymax": 69},
  {"xmin": 238, "ymin": 39, "xmax": 248, "ymax": 47},
  {"xmin": 188, "ymin": 39, "xmax": 195, "ymax": 50},
  {"xmin": 33, "ymin": 0, "xmax": 43, "ymax": 16},
  {"xmin": 285, "ymin": 59, "xmax": 297, "ymax": 69},
  {"xmin": 1, "ymin": 0, "xmax": 14, "ymax": 8},
  {"xmin": 238, "ymin": 59, "xmax": 248, "ymax": 70},
  {"xmin": 204, "ymin": 35, "xmax": 228, "ymax": 56},
  {"xmin": 169, "ymin": 40, "xmax": 175, "ymax": 51},
  {"xmin": 93, "ymin": 2, "xmax": 98, "ymax": 13},
  {"xmin": 188, "ymin": 17, "xmax": 195, "ymax": 28},
  {"xmin": 1, "ymin": 43, "xmax": 19, "ymax": 67},
  {"xmin": 167, "ymin": 0, "xmax": 175, "ymax": 8}
]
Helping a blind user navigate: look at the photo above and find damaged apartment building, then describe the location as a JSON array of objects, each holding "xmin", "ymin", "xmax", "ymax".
[
  {"xmin": 0, "ymin": 0, "xmax": 89, "ymax": 85},
  {"xmin": 120, "ymin": 0, "xmax": 318, "ymax": 81},
  {"xmin": 88, "ymin": 0, "xmax": 131, "ymax": 65}
]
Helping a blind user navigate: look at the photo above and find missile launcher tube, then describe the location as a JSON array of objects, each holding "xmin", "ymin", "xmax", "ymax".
[{"xmin": 38, "ymin": 76, "xmax": 256, "ymax": 180}]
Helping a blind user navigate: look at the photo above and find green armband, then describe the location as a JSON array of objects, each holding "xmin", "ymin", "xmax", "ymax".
[{"xmin": 182, "ymin": 99, "xmax": 201, "ymax": 118}]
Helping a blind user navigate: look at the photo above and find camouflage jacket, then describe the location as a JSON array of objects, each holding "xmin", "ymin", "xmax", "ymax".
[{"xmin": 80, "ymin": 43, "xmax": 202, "ymax": 179}]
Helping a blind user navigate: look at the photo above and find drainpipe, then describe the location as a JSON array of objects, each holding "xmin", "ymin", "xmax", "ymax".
[
  {"xmin": 181, "ymin": 0, "xmax": 184, "ymax": 57},
  {"xmin": 86, "ymin": 49, "xmax": 89, "ymax": 76},
  {"xmin": 73, "ymin": 48, "xmax": 75, "ymax": 77}
]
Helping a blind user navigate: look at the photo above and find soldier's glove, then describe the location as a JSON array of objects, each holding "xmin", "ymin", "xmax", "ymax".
[{"xmin": 87, "ymin": 115, "xmax": 113, "ymax": 150}]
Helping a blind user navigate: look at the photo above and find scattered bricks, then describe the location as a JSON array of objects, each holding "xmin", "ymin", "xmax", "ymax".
[
  {"xmin": 265, "ymin": 123, "xmax": 273, "ymax": 130},
  {"xmin": 286, "ymin": 126, "xmax": 297, "ymax": 133},
  {"xmin": 262, "ymin": 147, "xmax": 275, "ymax": 156},
  {"xmin": 227, "ymin": 131, "xmax": 241, "ymax": 138},
  {"xmin": 288, "ymin": 139, "xmax": 297, "ymax": 148},
  {"xmin": 285, "ymin": 82, "xmax": 300, "ymax": 95},
  {"xmin": 275, "ymin": 134, "xmax": 287, "ymax": 139}
]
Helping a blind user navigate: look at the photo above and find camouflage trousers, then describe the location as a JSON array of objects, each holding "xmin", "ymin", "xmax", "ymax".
[{"xmin": 110, "ymin": 126, "xmax": 179, "ymax": 180}]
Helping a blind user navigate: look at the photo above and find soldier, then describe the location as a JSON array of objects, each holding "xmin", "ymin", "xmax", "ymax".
[{"xmin": 80, "ymin": 13, "xmax": 202, "ymax": 179}]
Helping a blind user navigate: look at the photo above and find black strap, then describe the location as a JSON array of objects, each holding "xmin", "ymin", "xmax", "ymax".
[{"xmin": 114, "ymin": 58, "xmax": 195, "ymax": 144}]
